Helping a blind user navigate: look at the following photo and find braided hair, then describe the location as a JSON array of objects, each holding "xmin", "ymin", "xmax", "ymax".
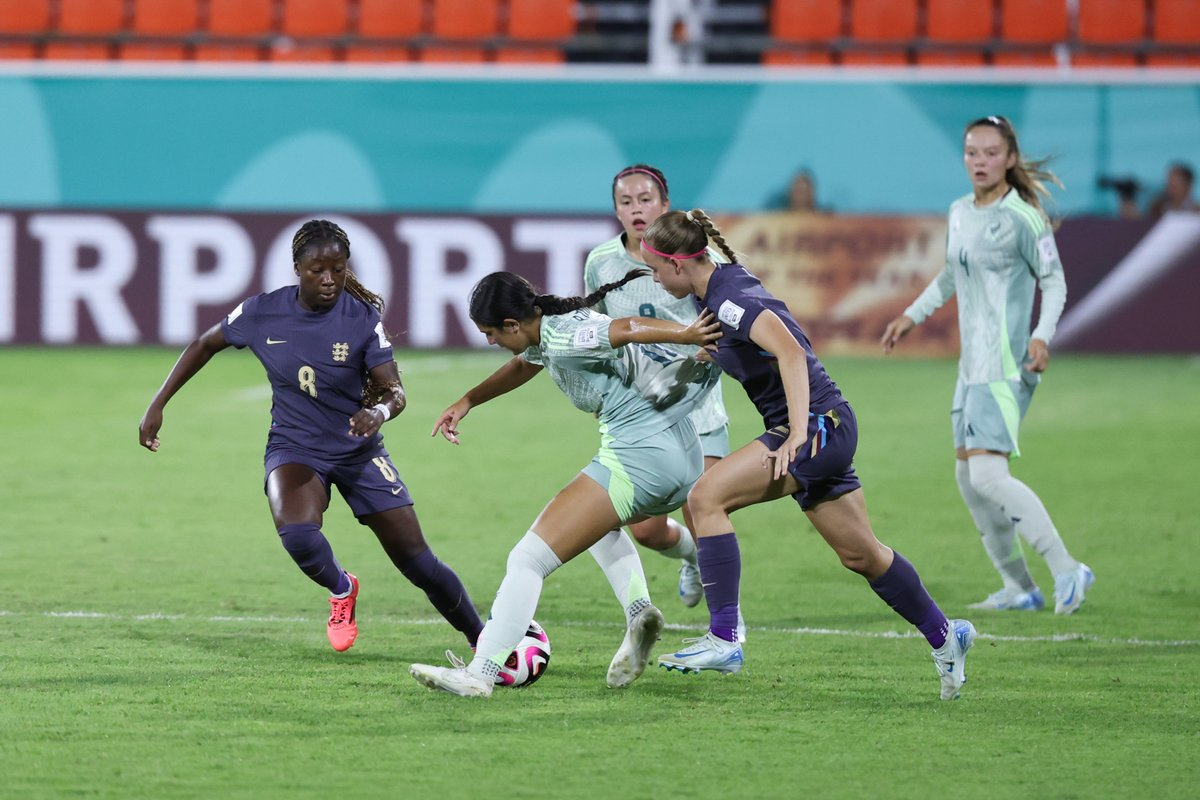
[
  {"xmin": 468, "ymin": 269, "xmax": 648, "ymax": 328},
  {"xmin": 291, "ymin": 219, "xmax": 385, "ymax": 315},
  {"xmin": 642, "ymin": 209, "xmax": 737, "ymax": 264}
]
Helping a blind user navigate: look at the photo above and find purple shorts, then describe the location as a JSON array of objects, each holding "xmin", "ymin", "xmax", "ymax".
[
  {"xmin": 264, "ymin": 444, "xmax": 414, "ymax": 521},
  {"xmin": 755, "ymin": 402, "xmax": 861, "ymax": 511}
]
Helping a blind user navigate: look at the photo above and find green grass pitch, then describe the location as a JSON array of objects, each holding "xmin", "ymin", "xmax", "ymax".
[{"xmin": 1, "ymin": 347, "xmax": 1197, "ymax": 798}]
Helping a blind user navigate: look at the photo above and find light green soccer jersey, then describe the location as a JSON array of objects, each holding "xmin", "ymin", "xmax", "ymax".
[
  {"xmin": 583, "ymin": 234, "xmax": 728, "ymax": 434},
  {"xmin": 519, "ymin": 307, "xmax": 720, "ymax": 446},
  {"xmin": 905, "ymin": 190, "xmax": 1068, "ymax": 385}
]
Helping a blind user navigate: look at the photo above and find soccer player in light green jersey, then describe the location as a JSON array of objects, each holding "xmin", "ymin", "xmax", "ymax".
[
  {"xmin": 882, "ymin": 115, "xmax": 1094, "ymax": 616},
  {"xmin": 584, "ymin": 164, "xmax": 732, "ymax": 617},
  {"xmin": 410, "ymin": 270, "xmax": 723, "ymax": 697}
]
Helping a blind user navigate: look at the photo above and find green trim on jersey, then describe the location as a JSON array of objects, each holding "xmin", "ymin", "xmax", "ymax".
[{"xmin": 1001, "ymin": 191, "xmax": 1048, "ymax": 237}]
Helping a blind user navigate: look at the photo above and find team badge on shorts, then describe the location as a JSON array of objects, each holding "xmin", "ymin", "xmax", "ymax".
[{"xmin": 332, "ymin": 342, "xmax": 349, "ymax": 362}]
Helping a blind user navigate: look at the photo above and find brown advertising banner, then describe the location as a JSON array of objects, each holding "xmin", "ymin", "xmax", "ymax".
[
  {"xmin": 0, "ymin": 208, "xmax": 1181, "ymax": 352},
  {"xmin": 712, "ymin": 212, "xmax": 956, "ymax": 356}
]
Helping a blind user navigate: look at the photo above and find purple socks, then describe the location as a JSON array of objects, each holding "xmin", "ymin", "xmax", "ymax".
[
  {"xmin": 869, "ymin": 551, "xmax": 949, "ymax": 649},
  {"xmin": 697, "ymin": 533, "xmax": 741, "ymax": 642},
  {"xmin": 277, "ymin": 523, "xmax": 349, "ymax": 594},
  {"xmin": 399, "ymin": 548, "xmax": 485, "ymax": 647}
]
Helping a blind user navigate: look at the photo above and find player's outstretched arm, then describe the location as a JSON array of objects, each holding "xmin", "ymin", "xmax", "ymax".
[
  {"xmin": 609, "ymin": 311, "xmax": 722, "ymax": 349},
  {"xmin": 431, "ymin": 357, "xmax": 543, "ymax": 444},
  {"xmin": 139, "ymin": 322, "xmax": 229, "ymax": 452},
  {"xmin": 880, "ymin": 314, "xmax": 916, "ymax": 354}
]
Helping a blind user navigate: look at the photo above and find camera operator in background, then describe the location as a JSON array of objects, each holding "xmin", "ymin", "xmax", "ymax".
[{"xmin": 1100, "ymin": 161, "xmax": 1197, "ymax": 219}]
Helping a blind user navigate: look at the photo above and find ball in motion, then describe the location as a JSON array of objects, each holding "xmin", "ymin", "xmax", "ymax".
[{"xmin": 495, "ymin": 620, "xmax": 551, "ymax": 688}]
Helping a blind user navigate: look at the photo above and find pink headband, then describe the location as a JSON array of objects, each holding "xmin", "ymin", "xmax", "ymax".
[
  {"xmin": 616, "ymin": 168, "xmax": 666, "ymax": 191},
  {"xmin": 641, "ymin": 239, "xmax": 707, "ymax": 260}
]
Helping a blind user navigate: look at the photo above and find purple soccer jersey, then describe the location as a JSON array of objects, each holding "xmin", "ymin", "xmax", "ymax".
[
  {"xmin": 696, "ymin": 263, "xmax": 845, "ymax": 427},
  {"xmin": 221, "ymin": 287, "xmax": 394, "ymax": 461}
]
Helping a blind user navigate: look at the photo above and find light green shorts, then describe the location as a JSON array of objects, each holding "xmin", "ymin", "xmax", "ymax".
[
  {"xmin": 582, "ymin": 417, "xmax": 703, "ymax": 523},
  {"xmin": 951, "ymin": 374, "xmax": 1038, "ymax": 456},
  {"xmin": 699, "ymin": 425, "xmax": 730, "ymax": 459}
]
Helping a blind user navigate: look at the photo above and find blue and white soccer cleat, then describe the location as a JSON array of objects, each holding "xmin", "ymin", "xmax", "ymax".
[
  {"xmin": 931, "ymin": 619, "xmax": 977, "ymax": 701},
  {"xmin": 607, "ymin": 605, "xmax": 665, "ymax": 689},
  {"xmin": 678, "ymin": 560, "xmax": 703, "ymax": 608},
  {"xmin": 1053, "ymin": 563, "xmax": 1095, "ymax": 615},
  {"xmin": 968, "ymin": 586, "xmax": 1045, "ymax": 611},
  {"xmin": 658, "ymin": 632, "xmax": 744, "ymax": 675}
]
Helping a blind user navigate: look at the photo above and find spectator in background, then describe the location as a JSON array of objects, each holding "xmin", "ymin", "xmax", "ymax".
[
  {"xmin": 772, "ymin": 169, "xmax": 829, "ymax": 213},
  {"xmin": 1147, "ymin": 161, "xmax": 1198, "ymax": 218}
]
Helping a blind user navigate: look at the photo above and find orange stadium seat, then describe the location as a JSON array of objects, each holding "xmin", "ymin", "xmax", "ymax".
[
  {"xmin": 345, "ymin": 0, "xmax": 423, "ymax": 62},
  {"xmin": 1000, "ymin": 0, "xmax": 1068, "ymax": 42},
  {"xmin": 45, "ymin": 0, "xmax": 124, "ymax": 60},
  {"xmin": 358, "ymin": 0, "xmax": 425, "ymax": 36},
  {"xmin": 508, "ymin": 0, "xmax": 575, "ymax": 39},
  {"xmin": 1072, "ymin": 52, "xmax": 1139, "ymax": 67},
  {"xmin": 499, "ymin": 0, "xmax": 574, "ymax": 62},
  {"xmin": 0, "ymin": 0, "xmax": 50, "ymax": 58},
  {"xmin": 1152, "ymin": 0, "xmax": 1200, "ymax": 44},
  {"xmin": 846, "ymin": 0, "xmax": 916, "ymax": 63},
  {"xmin": 1077, "ymin": 0, "xmax": 1145, "ymax": 43},
  {"xmin": 431, "ymin": 0, "xmax": 499, "ymax": 39},
  {"xmin": 196, "ymin": 0, "xmax": 274, "ymax": 61},
  {"xmin": 926, "ymin": 0, "xmax": 993, "ymax": 43},
  {"xmin": 281, "ymin": 0, "xmax": 348, "ymax": 37},
  {"xmin": 850, "ymin": 0, "xmax": 917, "ymax": 41},
  {"xmin": 122, "ymin": 0, "xmax": 199, "ymax": 61},
  {"xmin": 771, "ymin": 0, "xmax": 842, "ymax": 41}
]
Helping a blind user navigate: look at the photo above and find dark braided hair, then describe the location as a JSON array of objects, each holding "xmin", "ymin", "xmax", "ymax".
[
  {"xmin": 611, "ymin": 163, "xmax": 669, "ymax": 205},
  {"xmin": 469, "ymin": 269, "xmax": 648, "ymax": 328},
  {"xmin": 642, "ymin": 209, "xmax": 737, "ymax": 264},
  {"xmin": 291, "ymin": 219, "xmax": 385, "ymax": 315}
]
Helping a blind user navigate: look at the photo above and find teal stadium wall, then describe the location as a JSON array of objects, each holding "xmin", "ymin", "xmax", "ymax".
[{"xmin": 1, "ymin": 72, "xmax": 1198, "ymax": 215}]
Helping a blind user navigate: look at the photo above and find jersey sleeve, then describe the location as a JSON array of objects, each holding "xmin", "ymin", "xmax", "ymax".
[
  {"xmin": 1012, "ymin": 208, "xmax": 1068, "ymax": 344},
  {"xmin": 220, "ymin": 295, "xmax": 259, "ymax": 348},
  {"xmin": 543, "ymin": 312, "xmax": 616, "ymax": 362},
  {"xmin": 362, "ymin": 309, "xmax": 395, "ymax": 371},
  {"xmin": 709, "ymin": 276, "xmax": 769, "ymax": 344},
  {"xmin": 904, "ymin": 263, "xmax": 957, "ymax": 326}
]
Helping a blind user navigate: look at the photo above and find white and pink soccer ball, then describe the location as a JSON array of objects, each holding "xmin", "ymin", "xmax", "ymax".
[{"xmin": 495, "ymin": 620, "xmax": 551, "ymax": 688}]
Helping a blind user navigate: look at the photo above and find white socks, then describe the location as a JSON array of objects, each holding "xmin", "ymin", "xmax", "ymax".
[
  {"xmin": 653, "ymin": 519, "xmax": 698, "ymax": 565},
  {"xmin": 469, "ymin": 531, "xmax": 561, "ymax": 676},
  {"xmin": 965, "ymin": 454, "xmax": 1079, "ymax": 578},
  {"xmin": 955, "ymin": 460, "xmax": 1037, "ymax": 592},
  {"xmin": 588, "ymin": 528, "xmax": 653, "ymax": 624}
]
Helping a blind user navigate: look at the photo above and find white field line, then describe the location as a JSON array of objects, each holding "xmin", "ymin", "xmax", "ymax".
[{"xmin": 3, "ymin": 609, "xmax": 1198, "ymax": 648}]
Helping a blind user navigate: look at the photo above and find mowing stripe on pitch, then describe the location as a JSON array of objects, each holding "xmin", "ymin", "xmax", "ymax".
[{"xmin": 3, "ymin": 609, "xmax": 1198, "ymax": 647}]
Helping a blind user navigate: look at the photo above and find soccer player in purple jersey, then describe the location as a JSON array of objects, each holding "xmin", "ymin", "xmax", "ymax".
[
  {"xmin": 639, "ymin": 209, "xmax": 977, "ymax": 701},
  {"xmin": 139, "ymin": 220, "xmax": 484, "ymax": 654}
]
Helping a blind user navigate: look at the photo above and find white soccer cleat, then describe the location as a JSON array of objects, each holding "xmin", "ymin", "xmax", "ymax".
[
  {"xmin": 658, "ymin": 632, "xmax": 744, "ymax": 675},
  {"xmin": 932, "ymin": 619, "xmax": 977, "ymax": 701},
  {"xmin": 678, "ymin": 560, "xmax": 703, "ymax": 608},
  {"xmin": 410, "ymin": 663, "xmax": 494, "ymax": 698},
  {"xmin": 1053, "ymin": 563, "xmax": 1095, "ymax": 615},
  {"xmin": 968, "ymin": 586, "xmax": 1044, "ymax": 611},
  {"xmin": 607, "ymin": 605, "xmax": 665, "ymax": 689},
  {"xmin": 736, "ymin": 609, "xmax": 747, "ymax": 643}
]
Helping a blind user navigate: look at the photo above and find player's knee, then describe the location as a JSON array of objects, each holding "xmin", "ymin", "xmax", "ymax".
[
  {"xmin": 277, "ymin": 522, "xmax": 324, "ymax": 558},
  {"xmin": 837, "ymin": 548, "xmax": 874, "ymax": 576},
  {"xmin": 686, "ymin": 477, "xmax": 727, "ymax": 518},
  {"xmin": 506, "ymin": 530, "xmax": 562, "ymax": 579}
]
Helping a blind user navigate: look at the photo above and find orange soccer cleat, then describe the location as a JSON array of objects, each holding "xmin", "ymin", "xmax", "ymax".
[{"xmin": 327, "ymin": 573, "xmax": 359, "ymax": 652}]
